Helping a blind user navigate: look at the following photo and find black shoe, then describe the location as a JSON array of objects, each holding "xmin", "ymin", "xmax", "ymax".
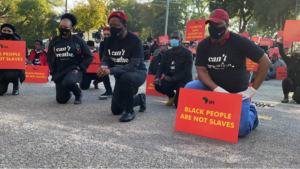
[
  {"xmin": 74, "ymin": 93, "xmax": 83, "ymax": 104},
  {"xmin": 12, "ymin": 89, "xmax": 19, "ymax": 95},
  {"xmin": 281, "ymin": 95, "xmax": 289, "ymax": 103},
  {"xmin": 119, "ymin": 111, "xmax": 135, "ymax": 122},
  {"xmin": 138, "ymin": 93, "xmax": 146, "ymax": 112},
  {"xmin": 99, "ymin": 91, "xmax": 113, "ymax": 99}
]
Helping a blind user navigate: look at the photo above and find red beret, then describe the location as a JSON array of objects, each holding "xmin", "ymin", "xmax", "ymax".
[
  {"xmin": 108, "ymin": 11, "xmax": 128, "ymax": 23},
  {"xmin": 154, "ymin": 39, "xmax": 157, "ymax": 42},
  {"xmin": 103, "ymin": 26, "xmax": 110, "ymax": 31},
  {"xmin": 166, "ymin": 42, "xmax": 171, "ymax": 46}
]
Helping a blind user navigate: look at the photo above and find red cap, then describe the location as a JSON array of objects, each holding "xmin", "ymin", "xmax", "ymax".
[
  {"xmin": 154, "ymin": 39, "xmax": 157, "ymax": 42},
  {"xmin": 166, "ymin": 42, "xmax": 171, "ymax": 46},
  {"xmin": 108, "ymin": 11, "xmax": 128, "ymax": 23},
  {"xmin": 205, "ymin": 9, "xmax": 229, "ymax": 24},
  {"xmin": 49, "ymin": 37, "xmax": 52, "ymax": 40},
  {"xmin": 103, "ymin": 26, "xmax": 110, "ymax": 31}
]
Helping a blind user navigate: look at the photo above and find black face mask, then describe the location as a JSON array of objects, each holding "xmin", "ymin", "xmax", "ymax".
[
  {"xmin": 208, "ymin": 26, "xmax": 226, "ymax": 39},
  {"xmin": 2, "ymin": 33, "xmax": 13, "ymax": 40},
  {"xmin": 110, "ymin": 27, "xmax": 124, "ymax": 39},
  {"xmin": 59, "ymin": 28, "xmax": 70, "ymax": 36}
]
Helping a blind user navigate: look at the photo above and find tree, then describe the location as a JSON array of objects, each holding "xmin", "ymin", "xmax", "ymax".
[
  {"xmin": 253, "ymin": 0, "xmax": 299, "ymax": 32},
  {"xmin": 209, "ymin": 0, "xmax": 255, "ymax": 33},
  {"xmin": 70, "ymin": 0, "xmax": 107, "ymax": 40}
]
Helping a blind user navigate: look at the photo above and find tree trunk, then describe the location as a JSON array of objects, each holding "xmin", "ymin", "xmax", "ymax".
[{"xmin": 88, "ymin": 30, "xmax": 90, "ymax": 40}]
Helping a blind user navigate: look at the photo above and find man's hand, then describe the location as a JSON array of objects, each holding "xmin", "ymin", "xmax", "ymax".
[
  {"xmin": 238, "ymin": 87, "xmax": 257, "ymax": 100},
  {"xmin": 213, "ymin": 86, "xmax": 229, "ymax": 93},
  {"xmin": 153, "ymin": 78, "xmax": 161, "ymax": 86},
  {"xmin": 278, "ymin": 37, "xmax": 283, "ymax": 44},
  {"xmin": 164, "ymin": 76, "xmax": 172, "ymax": 82},
  {"xmin": 97, "ymin": 66, "xmax": 108, "ymax": 77},
  {"xmin": 77, "ymin": 66, "xmax": 80, "ymax": 70}
]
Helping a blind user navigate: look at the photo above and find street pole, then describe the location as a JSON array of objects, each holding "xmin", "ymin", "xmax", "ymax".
[
  {"xmin": 65, "ymin": 0, "xmax": 67, "ymax": 13},
  {"xmin": 164, "ymin": 0, "xmax": 169, "ymax": 36},
  {"xmin": 295, "ymin": 0, "xmax": 298, "ymax": 20}
]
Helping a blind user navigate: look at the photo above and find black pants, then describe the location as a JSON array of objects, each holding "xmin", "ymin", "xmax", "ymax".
[
  {"xmin": 155, "ymin": 79, "xmax": 180, "ymax": 107},
  {"xmin": 54, "ymin": 70, "xmax": 83, "ymax": 104},
  {"xmin": 0, "ymin": 70, "xmax": 19, "ymax": 96},
  {"xmin": 111, "ymin": 70, "xmax": 147, "ymax": 115},
  {"xmin": 102, "ymin": 75, "xmax": 112, "ymax": 93},
  {"xmin": 282, "ymin": 77, "xmax": 300, "ymax": 103},
  {"xmin": 80, "ymin": 73, "xmax": 102, "ymax": 90}
]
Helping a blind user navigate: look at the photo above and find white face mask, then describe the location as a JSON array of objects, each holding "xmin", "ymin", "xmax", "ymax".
[{"xmin": 90, "ymin": 50, "xmax": 94, "ymax": 53}]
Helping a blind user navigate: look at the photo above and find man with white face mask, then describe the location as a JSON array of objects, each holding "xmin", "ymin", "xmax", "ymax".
[
  {"xmin": 185, "ymin": 9, "xmax": 271, "ymax": 137},
  {"xmin": 154, "ymin": 31, "xmax": 193, "ymax": 108}
]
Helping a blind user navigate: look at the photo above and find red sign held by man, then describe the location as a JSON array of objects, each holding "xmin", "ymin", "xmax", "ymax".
[
  {"xmin": 175, "ymin": 88, "xmax": 242, "ymax": 143},
  {"xmin": 259, "ymin": 38, "xmax": 273, "ymax": 46},
  {"xmin": 283, "ymin": 41, "xmax": 292, "ymax": 48},
  {"xmin": 146, "ymin": 75, "xmax": 167, "ymax": 97},
  {"xmin": 87, "ymin": 53, "xmax": 101, "ymax": 73},
  {"xmin": 239, "ymin": 32, "xmax": 249, "ymax": 38},
  {"xmin": 246, "ymin": 58, "xmax": 258, "ymax": 72},
  {"xmin": 269, "ymin": 48, "xmax": 281, "ymax": 58},
  {"xmin": 277, "ymin": 31, "xmax": 283, "ymax": 38},
  {"xmin": 185, "ymin": 19, "xmax": 206, "ymax": 41},
  {"xmin": 283, "ymin": 20, "xmax": 300, "ymax": 42},
  {"xmin": 24, "ymin": 65, "xmax": 48, "ymax": 83},
  {"xmin": 251, "ymin": 36, "xmax": 260, "ymax": 43},
  {"xmin": 276, "ymin": 67, "xmax": 287, "ymax": 80},
  {"xmin": 159, "ymin": 35, "xmax": 169, "ymax": 43},
  {"xmin": 0, "ymin": 40, "xmax": 26, "ymax": 69}
]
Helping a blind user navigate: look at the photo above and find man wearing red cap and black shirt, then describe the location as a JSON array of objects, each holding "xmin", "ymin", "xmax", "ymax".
[
  {"xmin": 97, "ymin": 11, "xmax": 147, "ymax": 122},
  {"xmin": 150, "ymin": 39, "xmax": 159, "ymax": 56},
  {"xmin": 185, "ymin": 9, "xmax": 270, "ymax": 137}
]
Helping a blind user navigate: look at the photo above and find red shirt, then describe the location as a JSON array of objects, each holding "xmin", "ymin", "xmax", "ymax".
[{"xmin": 211, "ymin": 31, "xmax": 230, "ymax": 46}]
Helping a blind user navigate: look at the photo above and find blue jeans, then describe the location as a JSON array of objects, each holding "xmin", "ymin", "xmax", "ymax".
[
  {"xmin": 185, "ymin": 80, "xmax": 258, "ymax": 137},
  {"xmin": 267, "ymin": 72, "xmax": 276, "ymax": 79}
]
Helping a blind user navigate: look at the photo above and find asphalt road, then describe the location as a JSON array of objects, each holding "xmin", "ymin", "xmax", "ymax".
[
  {"xmin": 0, "ymin": 79, "xmax": 300, "ymax": 167},
  {"xmin": 1, "ymin": 62, "xmax": 300, "ymax": 167}
]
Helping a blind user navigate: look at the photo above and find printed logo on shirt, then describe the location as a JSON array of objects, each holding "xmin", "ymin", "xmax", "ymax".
[
  {"xmin": 207, "ymin": 54, "xmax": 235, "ymax": 69},
  {"xmin": 75, "ymin": 43, "xmax": 81, "ymax": 54},
  {"xmin": 170, "ymin": 61, "xmax": 175, "ymax": 72},
  {"xmin": 108, "ymin": 49, "xmax": 129, "ymax": 64},
  {"xmin": 54, "ymin": 46, "xmax": 74, "ymax": 57},
  {"xmin": 72, "ymin": 69, "xmax": 78, "ymax": 75}
]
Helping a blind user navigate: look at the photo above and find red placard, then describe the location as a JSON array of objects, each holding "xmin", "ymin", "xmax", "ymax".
[
  {"xmin": 133, "ymin": 32, "xmax": 139, "ymax": 36},
  {"xmin": 175, "ymin": 88, "xmax": 242, "ymax": 143},
  {"xmin": 283, "ymin": 20, "xmax": 300, "ymax": 42},
  {"xmin": 283, "ymin": 41, "xmax": 292, "ymax": 48},
  {"xmin": 185, "ymin": 19, "xmax": 206, "ymax": 41},
  {"xmin": 189, "ymin": 47, "xmax": 196, "ymax": 54},
  {"xmin": 86, "ymin": 53, "xmax": 101, "ymax": 73},
  {"xmin": 276, "ymin": 67, "xmax": 287, "ymax": 80},
  {"xmin": 150, "ymin": 56, "xmax": 153, "ymax": 62},
  {"xmin": 239, "ymin": 32, "xmax": 249, "ymax": 38},
  {"xmin": 0, "ymin": 40, "xmax": 26, "ymax": 69},
  {"xmin": 159, "ymin": 35, "xmax": 169, "ymax": 43},
  {"xmin": 251, "ymin": 36, "xmax": 260, "ymax": 42},
  {"xmin": 24, "ymin": 65, "xmax": 48, "ymax": 83},
  {"xmin": 246, "ymin": 58, "xmax": 258, "ymax": 72},
  {"xmin": 269, "ymin": 48, "xmax": 281, "ymax": 58},
  {"xmin": 259, "ymin": 38, "xmax": 273, "ymax": 46},
  {"xmin": 146, "ymin": 75, "xmax": 167, "ymax": 97},
  {"xmin": 277, "ymin": 31, "xmax": 283, "ymax": 38}
]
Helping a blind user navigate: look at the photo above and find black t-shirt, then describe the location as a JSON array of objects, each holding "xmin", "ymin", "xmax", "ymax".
[
  {"xmin": 95, "ymin": 32, "xmax": 102, "ymax": 39},
  {"xmin": 77, "ymin": 32, "xmax": 83, "ymax": 38},
  {"xmin": 196, "ymin": 32, "xmax": 264, "ymax": 93},
  {"xmin": 33, "ymin": 52, "xmax": 41, "ymax": 65},
  {"xmin": 54, "ymin": 38, "xmax": 79, "ymax": 72},
  {"xmin": 147, "ymin": 36, "xmax": 153, "ymax": 42},
  {"xmin": 103, "ymin": 31, "xmax": 146, "ymax": 73}
]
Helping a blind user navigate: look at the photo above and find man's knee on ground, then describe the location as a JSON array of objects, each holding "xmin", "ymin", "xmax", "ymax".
[
  {"xmin": 293, "ymin": 88, "xmax": 300, "ymax": 103},
  {"xmin": 238, "ymin": 126, "xmax": 251, "ymax": 138},
  {"xmin": 80, "ymin": 83, "xmax": 90, "ymax": 90},
  {"xmin": 62, "ymin": 80, "xmax": 76, "ymax": 88},
  {"xmin": 5, "ymin": 72, "xmax": 18, "ymax": 82},
  {"xmin": 56, "ymin": 97, "xmax": 70, "ymax": 104},
  {"xmin": 111, "ymin": 106, "xmax": 123, "ymax": 115}
]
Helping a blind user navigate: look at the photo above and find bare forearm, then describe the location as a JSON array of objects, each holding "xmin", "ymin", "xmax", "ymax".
[
  {"xmin": 253, "ymin": 56, "xmax": 270, "ymax": 90},
  {"xmin": 198, "ymin": 71, "xmax": 218, "ymax": 90}
]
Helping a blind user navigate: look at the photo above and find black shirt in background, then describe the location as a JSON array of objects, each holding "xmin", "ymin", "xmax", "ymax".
[
  {"xmin": 33, "ymin": 52, "xmax": 41, "ymax": 65},
  {"xmin": 147, "ymin": 36, "xmax": 153, "ymax": 42},
  {"xmin": 54, "ymin": 38, "xmax": 78, "ymax": 72},
  {"xmin": 77, "ymin": 32, "xmax": 83, "ymax": 38},
  {"xmin": 102, "ymin": 31, "xmax": 147, "ymax": 75},
  {"xmin": 148, "ymin": 53, "xmax": 162, "ymax": 75},
  {"xmin": 95, "ymin": 32, "xmax": 102, "ymax": 40},
  {"xmin": 196, "ymin": 32, "xmax": 264, "ymax": 93}
]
